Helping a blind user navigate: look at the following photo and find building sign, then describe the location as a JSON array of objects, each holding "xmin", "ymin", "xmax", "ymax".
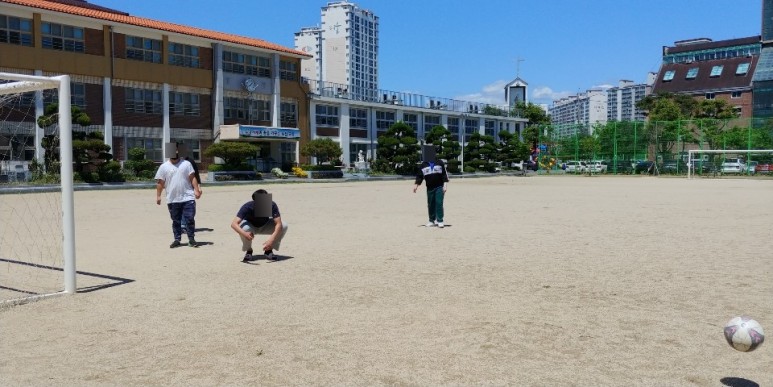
[{"xmin": 239, "ymin": 125, "xmax": 300, "ymax": 140}]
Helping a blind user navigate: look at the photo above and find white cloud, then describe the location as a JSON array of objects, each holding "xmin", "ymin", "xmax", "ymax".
[
  {"xmin": 532, "ymin": 86, "xmax": 572, "ymax": 101},
  {"xmin": 454, "ymin": 80, "xmax": 509, "ymax": 105}
]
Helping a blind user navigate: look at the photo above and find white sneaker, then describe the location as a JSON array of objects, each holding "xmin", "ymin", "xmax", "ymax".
[
  {"xmin": 437, "ymin": 222, "xmax": 444, "ymax": 228},
  {"xmin": 425, "ymin": 222, "xmax": 436, "ymax": 227}
]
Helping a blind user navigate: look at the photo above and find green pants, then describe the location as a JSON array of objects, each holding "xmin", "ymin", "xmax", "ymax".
[{"xmin": 426, "ymin": 186, "xmax": 445, "ymax": 222}]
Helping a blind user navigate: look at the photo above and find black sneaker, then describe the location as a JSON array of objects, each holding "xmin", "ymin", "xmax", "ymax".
[
  {"xmin": 170, "ymin": 240, "xmax": 182, "ymax": 248},
  {"xmin": 264, "ymin": 250, "xmax": 276, "ymax": 260},
  {"xmin": 242, "ymin": 250, "xmax": 254, "ymax": 262},
  {"xmin": 188, "ymin": 238, "xmax": 198, "ymax": 247}
]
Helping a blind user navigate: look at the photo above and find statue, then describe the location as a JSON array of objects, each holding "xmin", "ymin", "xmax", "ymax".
[{"xmin": 357, "ymin": 150, "xmax": 365, "ymax": 163}]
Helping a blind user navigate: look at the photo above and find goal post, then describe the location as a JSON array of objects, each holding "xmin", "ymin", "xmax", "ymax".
[
  {"xmin": 0, "ymin": 72, "xmax": 75, "ymax": 305},
  {"xmin": 687, "ymin": 149, "xmax": 773, "ymax": 179}
]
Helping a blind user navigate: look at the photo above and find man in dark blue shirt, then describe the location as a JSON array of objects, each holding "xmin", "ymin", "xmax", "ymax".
[{"xmin": 230, "ymin": 189, "xmax": 288, "ymax": 262}]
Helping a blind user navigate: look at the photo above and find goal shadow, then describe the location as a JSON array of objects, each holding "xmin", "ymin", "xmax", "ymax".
[{"xmin": 0, "ymin": 257, "xmax": 134, "ymax": 295}]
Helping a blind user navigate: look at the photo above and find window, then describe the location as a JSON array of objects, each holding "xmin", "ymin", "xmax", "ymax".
[
  {"xmin": 279, "ymin": 61, "xmax": 297, "ymax": 81},
  {"xmin": 705, "ymin": 92, "xmax": 715, "ymax": 100},
  {"xmin": 736, "ymin": 63, "xmax": 750, "ymax": 75},
  {"xmin": 315, "ymin": 104, "xmax": 339, "ymax": 126},
  {"xmin": 710, "ymin": 65, "xmax": 724, "ymax": 77},
  {"xmin": 447, "ymin": 117, "xmax": 460, "ymax": 135},
  {"xmin": 169, "ymin": 92, "xmax": 200, "ymax": 116},
  {"xmin": 403, "ymin": 113, "xmax": 418, "ymax": 132},
  {"xmin": 125, "ymin": 88, "xmax": 162, "ymax": 114},
  {"xmin": 424, "ymin": 115, "xmax": 440, "ymax": 130},
  {"xmin": 464, "ymin": 119, "xmax": 478, "ymax": 142},
  {"xmin": 731, "ymin": 91, "xmax": 742, "ymax": 99},
  {"xmin": 126, "ymin": 137, "xmax": 163, "ymax": 162},
  {"xmin": 375, "ymin": 110, "xmax": 394, "ymax": 132},
  {"xmin": 44, "ymin": 82, "xmax": 86, "ymax": 108},
  {"xmin": 224, "ymin": 97, "xmax": 270, "ymax": 122},
  {"xmin": 350, "ymin": 108, "xmax": 367, "ymax": 129},
  {"xmin": 168, "ymin": 43, "xmax": 200, "ymax": 68},
  {"xmin": 171, "ymin": 139, "xmax": 200, "ymax": 161},
  {"xmin": 222, "ymin": 51, "xmax": 271, "ymax": 77},
  {"xmin": 126, "ymin": 36, "xmax": 162, "ymax": 63},
  {"xmin": 280, "ymin": 142, "xmax": 295, "ymax": 164},
  {"xmin": 484, "ymin": 120, "xmax": 496, "ymax": 137},
  {"xmin": 280, "ymin": 101, "xmax": 297, "ymax": 127},
  {"xmin": 0, "ymin": 14, "xmax": 33, "ymax": 46},
  {"xmin": 0, "ymin": 134, "xmax": 34, "ymax": 161},
  {"xmin": 41, "ymin": 22, "xmax": 84, "ymax": 52},
  {"xmin": 663, "ymin": 70, "xmax": 675, "ymax": 81},
  {"xmin": 686, "ymin": 68, "xmax": 699, "ymax": 79}
]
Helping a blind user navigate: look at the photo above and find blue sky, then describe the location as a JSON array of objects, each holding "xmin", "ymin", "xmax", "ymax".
[{"xmin": 95, "ymin": 0, "xmax": 761, "ymax": 106}]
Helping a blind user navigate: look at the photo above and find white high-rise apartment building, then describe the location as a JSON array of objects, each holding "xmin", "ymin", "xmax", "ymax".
[
  {"xmin": 294, "ymin": 1, "xmax": 378, "ymax": 99},
  {"xmin": 549, "ymin": 89, "xmax": 608, "ymax": 138},
  {"xmin": 606, "ymin": 75, "xmax": 654, "ymax": 122}
]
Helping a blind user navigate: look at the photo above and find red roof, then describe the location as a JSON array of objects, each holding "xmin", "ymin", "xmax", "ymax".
[{"xmin": 2, "ymin": 0, "xmax": 311, "ymax": 58}]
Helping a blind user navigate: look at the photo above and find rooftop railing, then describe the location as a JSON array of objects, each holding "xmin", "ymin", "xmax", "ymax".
[{"xmin": 304, "ymin": 78, "xmax": 522, "ymax": 119}]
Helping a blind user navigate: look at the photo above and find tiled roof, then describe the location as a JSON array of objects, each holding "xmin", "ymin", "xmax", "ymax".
[
  {"xmin": 2, "ymin": 0, "xmax": 311, "ymax": 58},
  {"xmin": 652, "ymin": 56, "xmax": 758, "ymax": 94}
]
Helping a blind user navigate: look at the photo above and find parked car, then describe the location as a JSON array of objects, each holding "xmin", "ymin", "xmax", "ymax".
[
  {"xmin": 720, "ymin": 158, "xmax": 747, "ymax": 174},
  {"xmin": 661, "ymin": 160, "xmax": 687, "ymax": 174},
  {"xmin": 564, "ymin": 161, "xmax": 586, "ymax": 173},
  {"xmin": 634, "ymin": 160, "xmax": 656, "ymax": 174},
  {"xmin": 755, "ymin": 163, "xmax": 773, "ymax": 174},
  {"xmin": 747, "ymin": 161, "xmax": 759, "ymax": 175},
  {"xmin": 586, "ymin": 161, "xmax": 605, "ymax": 173},
  {"xmin": 609, "ymin": 160, "xmax": 633, "ymax": 174},
  {"xmin": 690, "ymin": 159, "xmax": 718, "ymax": 175}
]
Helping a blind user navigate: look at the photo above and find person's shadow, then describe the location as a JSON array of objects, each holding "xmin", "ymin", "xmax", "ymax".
[
  {"xmin": 720, "ymin": 377, "xmax": 759, "ymax": 387},
  {"xmin": 242, "ymin": 255, "xmax": 295, "ymax": 265}
]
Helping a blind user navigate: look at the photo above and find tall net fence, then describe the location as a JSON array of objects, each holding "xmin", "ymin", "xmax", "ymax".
[
  {"xmin": 536, "ymin": 118, "xmax": 773, "ymax": 175},
  {"xmin": 0, "ymin": 73, "xmax": 75, "ymax": 307}
]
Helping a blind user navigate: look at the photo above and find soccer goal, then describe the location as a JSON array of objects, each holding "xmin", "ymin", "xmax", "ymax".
[
  {"xmin": 0, "ymin": 72, "xmax": 75, "ymax": 307},
  {"xmin": 687, "ymin": 149, "xmax": 773, "ymax": 179}
]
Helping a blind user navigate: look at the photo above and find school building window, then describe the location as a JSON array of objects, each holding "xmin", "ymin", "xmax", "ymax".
[
  {"xmin": 350, "ymin": 108, "xmax": 368, "ymax": 129},
  {"xmin": 224, "ymin": 97, "xmax": 270, "ymax": 122},
  {"xmin": 168, "ymin": 43, "xmax": 200, "ymax": 68},
  {"xmin": 375, "ymin": 110, "xmax": 394, "ymax": 133},
  {"xmin": 126, "ymin": 35, "xmax": 162, "ymax": 63},
  {"xmin": 0, "ymin": 14, "xmax": 33, "ymax": 46},
  {"xmin": 279, "ymin": 61, "xmax": 297, "ymax": 81},
  {"xmin": 169, "ymin": 92, "xmax": 200, "ymax": 116},
  {"xmin": 41, "ymin": 22, "xmax": 84, "ymax": 52},
  {"xmin": 222, "ymin": 51, "xmax": 271, "ymax": 77},
  {"xmin": 126, "ymin": 137, "xmax": 163, "ymax": 162},
  {"xmin": 280, "ymin": 100, "xmax": 297, "ymax": 127},
  {"xmin": 315, "ymin": 104, "xmax": 339, "ymax": 126},
  {"xmin": 171, "ymin": 138, "xmax": 201, "ymax": 162},
  {"xmin": 125, "ymin": 88, "xmax": 162, "ymax": 114},
  {"xmin": 44, "ymin": 82, "xmax": 86, "ymax": 108}
]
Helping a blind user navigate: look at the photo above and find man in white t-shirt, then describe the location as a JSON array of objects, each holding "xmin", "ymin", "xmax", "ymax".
[{"xmin": 155, "ymin": 150, "xmax": 202, "ymax": 248}]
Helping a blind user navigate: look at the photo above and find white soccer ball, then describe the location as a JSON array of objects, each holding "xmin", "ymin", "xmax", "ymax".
[{"xmin": 724, "ymin": 316, "xmax": 765, "ymax": 352}]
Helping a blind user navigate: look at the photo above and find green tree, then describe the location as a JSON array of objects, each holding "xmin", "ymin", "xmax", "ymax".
[
  {"xmin": 375, "ymin": 121, "xmax": 421, "ymax": 175},
  {"xmin": 496, "ymin": 130, "xmax": 528, "ymax": 168},
  {"xmin": 424, "ymin": 125, "xmax": 461, "ymax": 172},
  {"xmin": 463, "ymin": 132, "xmax": 497, "ymax": 172},
  {"xmin": 37, "ymin": 103, "xmax": 117, "ymax": 181},
  {"xmin": 300, "ymin": 137, "xmax": 343, "ymax": 165},
  {"xmin": 204, "ymin": 141, "xmax": 259, "ymax": 169},
  {"xmin": 123, "ymin": 147, "xmax": 157, "ymax": 179}
]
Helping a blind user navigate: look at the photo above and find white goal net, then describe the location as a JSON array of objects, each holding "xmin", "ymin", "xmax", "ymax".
[{"xmin": 0, "ymin": 72, "xmax": 75, "ymax": 307}]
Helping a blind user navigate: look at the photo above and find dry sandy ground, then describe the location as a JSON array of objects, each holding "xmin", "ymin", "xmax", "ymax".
[{"xmin": 1, "ymin": 175, "xmax": 771, "ymax": 386}]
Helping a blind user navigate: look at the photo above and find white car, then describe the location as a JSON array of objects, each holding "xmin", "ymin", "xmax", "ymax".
[
  {"xmin": 721, "ymin": 158, "xmax": 747, "ymax": 174},
  {"xmin": 588, "ymin": 161, "xmax": 607, "ymax": 173},
  {"xmin": 564, "ymin": 161, "xmax": 586, "ymax": 173}
]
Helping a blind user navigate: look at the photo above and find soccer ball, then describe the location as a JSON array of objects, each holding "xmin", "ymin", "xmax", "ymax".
[{"xmin": 723, "ymin": 316, "xmax": 765, "ymax": 352}]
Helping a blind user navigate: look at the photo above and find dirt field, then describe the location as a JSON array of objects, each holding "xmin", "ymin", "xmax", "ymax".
[{"xmin": 1, "ymin": 175, "xmax": 771, "ymax": 386}]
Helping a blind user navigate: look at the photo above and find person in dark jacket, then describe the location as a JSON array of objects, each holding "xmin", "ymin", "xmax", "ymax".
[{"xmin": 413, "ymin": 146, "xmax": 449, "ymax": 228}]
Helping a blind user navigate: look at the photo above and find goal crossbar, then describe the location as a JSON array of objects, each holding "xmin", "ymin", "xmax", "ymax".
[
  {"xmin": 0, "ymin": 72, "xmax": 75, "ymax": 303},
  {"xmin": 687, "ymin": 149, "xmax": 773, "ymax": 179}
]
